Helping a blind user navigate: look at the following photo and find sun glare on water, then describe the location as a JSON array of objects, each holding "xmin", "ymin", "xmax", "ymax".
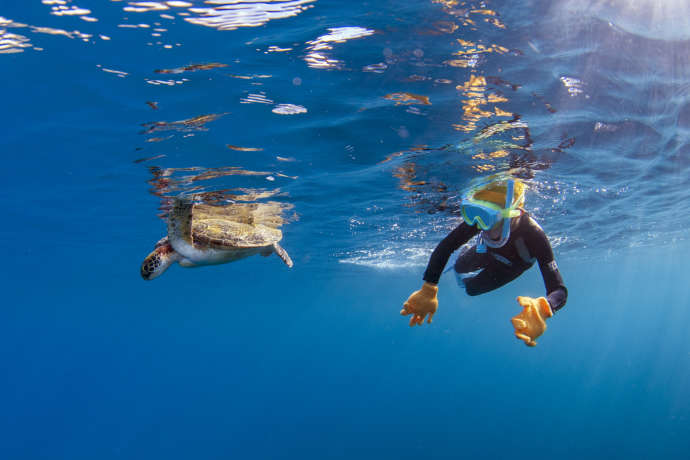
[{"xmin": 558, "ymin": 0, "xmax": 690, "ymax": 41}]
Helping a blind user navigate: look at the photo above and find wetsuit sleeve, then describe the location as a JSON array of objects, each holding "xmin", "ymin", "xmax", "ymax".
[
  {"xmin": 526, "ymin": 218, "xmax": 568, "ymax": 312},
  {"xmin": 423, "ymin": 223, "xmax": 478, "ymax": 285}
]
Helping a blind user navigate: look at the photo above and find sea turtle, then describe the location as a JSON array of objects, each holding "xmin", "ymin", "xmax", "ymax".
[{"xmin": 141, "ymin": 197, "xmax": 293, "ymax": 280}]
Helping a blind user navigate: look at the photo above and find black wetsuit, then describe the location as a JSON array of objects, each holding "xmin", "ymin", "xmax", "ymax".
[{"xmin": 422, "ymin": 212, "xmax": 568, "ymax": 312}]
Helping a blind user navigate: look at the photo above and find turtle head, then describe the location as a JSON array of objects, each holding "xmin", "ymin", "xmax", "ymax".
[{"xmin": 141, "ymin": 241, "xmax": 179, "ymax": 280}]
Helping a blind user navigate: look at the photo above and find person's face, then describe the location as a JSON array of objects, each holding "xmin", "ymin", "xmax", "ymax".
[{"xmin": 488, "ymin": 219, "xmax": 503, "ymax": 238}]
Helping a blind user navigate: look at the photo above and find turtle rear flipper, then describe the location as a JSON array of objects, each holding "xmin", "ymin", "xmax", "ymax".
[{"xmin": 272, "ymin": 242, "xmax": 293, "ymax": 268}]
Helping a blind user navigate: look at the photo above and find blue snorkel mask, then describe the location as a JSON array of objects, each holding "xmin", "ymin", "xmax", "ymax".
[{"xmin": 461, "ymin": 178, "xmax": 523, "ymax": 253}]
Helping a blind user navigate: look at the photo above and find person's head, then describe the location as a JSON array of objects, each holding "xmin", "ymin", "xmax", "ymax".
[
  {"xmin": 471, "ymin": 178, "xmax": 525, "ymax": 210},
  {"xmin": 461, "ymin": 177, "xmax": 525, "ymax": 230},
  {"xmin": 461, "ymin": 177, "xmax": 525, "ymax": 250},
  {"xmin": 487, "ymin": 217, "xmax": 506, "ymax": 239}
]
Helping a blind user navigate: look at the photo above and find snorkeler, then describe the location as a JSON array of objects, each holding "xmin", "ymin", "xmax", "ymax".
[{"xmin": 400, "ymin": 177, "xmax": 567, "ymax": 347}]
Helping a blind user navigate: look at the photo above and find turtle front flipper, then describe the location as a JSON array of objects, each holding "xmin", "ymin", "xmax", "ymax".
[
  {"xmin": 272, "ymin": 242, "xmax": 293, "ymax": 268},
  {"xmin": 168, "ymin": 196, "xmax": 195, "ymax": 246}
]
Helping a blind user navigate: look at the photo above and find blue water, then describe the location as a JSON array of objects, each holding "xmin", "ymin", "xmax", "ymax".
[{"xmin": 2, "ymin": 0, "xmax": 690, "ymax": 458}]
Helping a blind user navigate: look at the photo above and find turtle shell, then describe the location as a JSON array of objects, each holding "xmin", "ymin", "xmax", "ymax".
[
  {"xmin": 193, "ymin": 202, "xmax": 286, "ymax": 227},
  {"xmin": 190, "ymin": 203, "xmax": 284, "ymax": 249}
]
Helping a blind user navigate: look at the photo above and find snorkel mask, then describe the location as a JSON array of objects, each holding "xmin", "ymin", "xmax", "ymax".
[{"xmin": 461, "ymin": 178, "xmax": 524, "ymax": 252}]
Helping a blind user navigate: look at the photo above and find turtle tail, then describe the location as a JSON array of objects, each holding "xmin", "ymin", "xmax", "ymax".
[{"xmin": 272, "ymin": 242, "xmax": 293, "ymax": 268}]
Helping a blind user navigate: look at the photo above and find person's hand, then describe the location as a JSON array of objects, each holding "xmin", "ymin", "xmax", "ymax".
[
  {"xmin": 511, "ymin": 296, "xmax": 553, "ymax": 346},
  {"xmin": 401, "ymin": 282, "xmax": 438, "ymax": 326}
]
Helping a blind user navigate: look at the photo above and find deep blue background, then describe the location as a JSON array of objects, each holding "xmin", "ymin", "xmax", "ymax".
[{"xmin": 2, "ymin": 242, "xmax": 690, "ymax": 459}]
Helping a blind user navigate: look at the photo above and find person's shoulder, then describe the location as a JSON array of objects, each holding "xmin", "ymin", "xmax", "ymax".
[{"xmin": 518, "ymin": 211, "xmax": 546, "ymax": 236}]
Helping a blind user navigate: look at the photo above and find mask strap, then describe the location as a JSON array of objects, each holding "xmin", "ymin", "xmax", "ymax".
[{"xmin": 505, "ymin": 179, "xmax": 514, "ymax": 209}]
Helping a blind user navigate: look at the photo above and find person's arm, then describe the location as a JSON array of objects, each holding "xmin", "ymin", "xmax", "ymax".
[
  {"xmin": 402, "ymin": 222, "xmax": 478, "ymax": 327},
  {"xmin": 525, "ymin": 217, "xmax": 568, "ymax": 312},
  {"xmin": 422, "ymin": 223, "xmax": 478, "ymax": 285}
]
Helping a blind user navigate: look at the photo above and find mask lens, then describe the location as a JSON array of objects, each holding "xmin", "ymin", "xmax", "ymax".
[{"xmin": 462, "ymin": 203, "xmax": 498, "ymax": 230}]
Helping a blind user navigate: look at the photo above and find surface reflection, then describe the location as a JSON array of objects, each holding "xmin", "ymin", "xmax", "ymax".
[
  {"xmin": 0, "ymin": 14, "xmax": 95, "ymax": 54},
  {"xmin": 120, "ymin": 0, "xmax": 315, "ymax": 30},
  {"xmin": 381, "ymin": 0, "xmax": 569, "ymax": 221},
  {"xmin": 146, "ymin": 164, "xmax": 296, "ymax": 221},
  {"xmin": 44, "ymin": 1, "xmax": 95, "ymax": 21},
  {"xmin": 140, "ymin": 113, "xmax": 226, "ymax": 135},
  {"xmin": 304, "ymin": 27, "xmax": 376, "ymax": 70},
  {"xmin": 3, "ymin": 0, "xmax": 318, "ymax": 55},
  {"xmin": 154, "ymin": 62, "xmax": 227, "ymax": 74},
  {"xmin": 0, "ymin": 23, "xmax": 32, "ymax": 54},
  {"xmin": 383, "ymin": 92, "xmax": 432, "ymax": 106}
]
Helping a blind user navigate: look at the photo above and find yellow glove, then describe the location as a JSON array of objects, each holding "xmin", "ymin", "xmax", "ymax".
[
  {"xmin": 400, "ymin": 282, "xmax": 438, "ymax": 327},
  {"xmin": 511, "ymin": 296, "xmax": 553, "ymax": 347}
]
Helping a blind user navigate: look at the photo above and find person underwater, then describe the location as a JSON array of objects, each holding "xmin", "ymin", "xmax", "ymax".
[{"xmin": 400, "ymin": 177, "xmax": 567, "ymax": 347}]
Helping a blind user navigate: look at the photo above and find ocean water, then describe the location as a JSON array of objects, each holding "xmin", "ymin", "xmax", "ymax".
[{"xmin": 2, "ymin": 0, "xmax": 690, "ymax": 458}]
